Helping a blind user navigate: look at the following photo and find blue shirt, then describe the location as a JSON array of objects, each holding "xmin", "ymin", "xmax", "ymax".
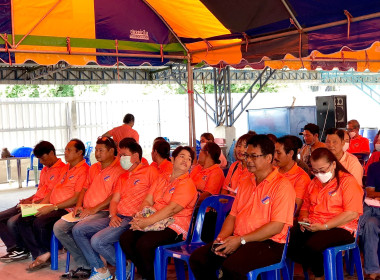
[{"xmin": 367, "ymin": 161, "xmax": 380, "ymax": 191}]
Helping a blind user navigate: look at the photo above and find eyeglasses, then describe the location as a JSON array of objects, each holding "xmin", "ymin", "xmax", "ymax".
[
  {"xmin": 310, "ymin": 163, "xmax": 332, "ymax": 175},
  {"xmin": 244, "ymin": 153, "xmax": 265, "ymax": 160}
]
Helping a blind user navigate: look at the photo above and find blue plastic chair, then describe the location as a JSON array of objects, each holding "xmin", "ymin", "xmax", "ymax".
[
  {"xmin": 115, "ymin": 241, "xmax": 136, "ymax": 280},
  {"xmin": 26, "ymin": 153, "xmax": 43, "ymax": 187},
  {"xmin": 84, "ymin": 146, "xmax": 93, "ymax": 166},
  {"xmin": 50, "ymin": 233, "xmax": 71, "ymax": 272},
  {"xmin": 247, "ymin": 228, "xmax": 291, "ymax": 280},
  {"xmin": 155, "ymin": 195, "xmax": 235, "ymax": 280}
]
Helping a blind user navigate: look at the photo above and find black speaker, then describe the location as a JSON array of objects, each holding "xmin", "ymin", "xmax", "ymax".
[{"xmin": 316, "ymin": 95, "xmax": 347, "ymax": 141}]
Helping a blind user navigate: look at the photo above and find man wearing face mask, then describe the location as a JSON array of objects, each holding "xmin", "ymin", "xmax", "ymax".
[
  {"xmin": 300, "ymin": 123, "xmax": 325, "ymax": 172},
  {"xmin": 71, "ymin": 140, "xmax": 159, "ymax": 280},
  {"xmin": 325, "ymin": 128, "xmax": 363, "ymax": 186},
  {"xmin": 347, "ymin": 119, "xmax": 370, "ymax": 154},
  {"xmin": 53, "ymin": 136, "xmax": 125, "ymax": 280}
]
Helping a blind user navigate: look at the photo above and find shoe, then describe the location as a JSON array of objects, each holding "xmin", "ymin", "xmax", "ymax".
[
  {"xmin": 8, "ymin": 249, "xmax": 30, "ymax": 261},
  {"xmin": 0, "ymin": 253, "xmax": 13, "ymax": 263},
  {"xmin": 88, "ymin": 268, "xmax": 112, "ymax": 280},
  {"xmin": 60, "ymin": 267, "xmax": 92, "ymax": 279}
]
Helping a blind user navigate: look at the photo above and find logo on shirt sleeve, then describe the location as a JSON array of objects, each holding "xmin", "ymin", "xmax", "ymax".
[
  {"xmin": 104, "ymin": 175, "xmax": 111, "ymax": 181},
  {"xmin": 69, "ymin": 175, "xmax": 75, "ymax": 180},
  {"xmin": 328, "ymin": 190, "xmax": 337, "ymax": 197},
  {"xmin": 261, "ymin": 195, "xmax": 271, "ymax": 205}
]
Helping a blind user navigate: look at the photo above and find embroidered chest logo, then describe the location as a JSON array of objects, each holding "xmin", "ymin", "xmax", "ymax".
[
  {"xmin": 328, "ymin": 190, "xmax": 337, "ymax": 197},
  {"xmin": 50, "ymin": 175, "xmax": 55, "ymax": 180},
  {"xmin": 69, "ymin": 175, "xmax": 75, "ymax": 180},
  {"xmin": 261, "ymin": 195, "xmax": 271, "ymax": 205},
  {"xmin": 134, "ymin": 179, "xmax": 140, "ymax": 186},
  {"xmin": 202, "ymin": 175, "xmax": 207, "ymax": 181},
  {"xmin": 168, "ymin": 187, "xmax": 175, "ymax": 194},
  {"xmin": 104, "ymin": 175, "xmax": 111, "ymax": 182}
]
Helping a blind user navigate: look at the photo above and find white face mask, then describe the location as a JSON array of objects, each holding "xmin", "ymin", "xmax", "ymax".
[
  {"xmin": 120, "ymin": 155, "xmax": 133, "ymax": 170},
  {"xmin": 349, "ymin": 131, "xmax": 356, "ymax": 138},
  {"xmin": 200, "ymin": 143, "xmax": 206, "ymax": 149},
  {"xmin": 375, "ymin": 144, "xmax": 380, "ymax": 152},
  {"xmin": 342, "ymin": 142, "xmax": 350, "ymax": 152},
  {"xmin": 315, "ymin": 171, "xmax": 333, "ymax": 184}
]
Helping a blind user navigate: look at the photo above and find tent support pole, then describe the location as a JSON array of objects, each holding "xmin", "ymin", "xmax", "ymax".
[{"xmin": 187, "ymin": 57, "xmax": 196, "ymax": 148}]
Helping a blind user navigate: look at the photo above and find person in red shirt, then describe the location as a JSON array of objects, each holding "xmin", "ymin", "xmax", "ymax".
[
  {"xmin": 151, "ymin": 140, "xmax": 173, "ymax": 175},
  {"xmin": 190, "ymin": 142, "xmax": 225, "ymax": 205},
  {"xmin": 103, "ymin": 113, "xmax": 139, "ymax": 153},
  {"xmin": 288, "ymin": 147, "xmax": 363, "ymax": 280},
  {"xmin": 347, "ymin": 119, "xmax": 370, "ymax": 154},
  {"xmin": 221, "ymin": 133, "xmax": 252, "ymax": 196},
  {"xmin": 274, "ymin": 135, "xmax": 311, "ymax": 216},
  {"xmin": 53, "ymin": 136, "xmax": 124, "ymax": 280},
  {"xmin": 16, "ymin": 140, "xmax": 88, "ymax": 271},
  {"xmin": 190, "ymin": 135, "xmax": 296, "ymax": 280},
  {"xmin": 119, "ymin": 146, "xmax": 198, "ymax": 280}
]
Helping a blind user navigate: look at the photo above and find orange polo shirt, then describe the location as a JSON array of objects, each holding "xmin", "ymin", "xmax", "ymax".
[
  {"xmin": 149, "ymin": 173, "xmax": 198, "ymax": 239},
  {"xmin": 222, "ymin": 161, "xmax": 251, "ymax": 195},
  {"xmin": 155, "ymin": 159, "xmax": 173, "ymax": 176},
  {"xmin": 114, "ymin": 164, "xmax": 159, "ymax": 216},
  {"xmin": 109, "ymin": 124, "xmax": 139, "ymax": 145},
  {"xmin": 339, "ymin": 152, "xmax": 363, "ymax": 186},
  {"xmin": 83, "ymin": 158, "xmax": 126, "ymax": 209},
  {"xmin": 281, "ymin": 162, "xmax": 311, "ymax": 200},
  {"xmin": 230, "ymin": 168, "xmax": 295, "ymax": 243},
  {"xmin": 33, "ymin": 159, "xmax": 66, "ymax": 202},
  {"xmin": 141, "ymin": 157, "xmax": 149, "ymax": 166},
  {"xmin": 347, "ymin": 135, "xmax": 370, "ymax": 154},
  {"xmin": 301, "ymin": 172, "xmax": 363, "ymax": 234},
  {"xmin": 50, "ymin": 160, "xmax": 89, "ymax": 206},
  {"xmin": 190, "ymin": 164, "xmax": 225, "ymax": 194}
]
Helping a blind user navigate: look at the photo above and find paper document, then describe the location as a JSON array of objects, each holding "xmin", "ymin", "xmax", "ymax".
[
  {"xmin": 365, "ymin": 198, "xmax": 380, "ymax": 208},
  {"xmin": 20, "ymin": 204, "xmax": 53, "ymax": 217},
  {"xmin": 61, "ymin": 212, "xmax": 87, "ymax": 223}
]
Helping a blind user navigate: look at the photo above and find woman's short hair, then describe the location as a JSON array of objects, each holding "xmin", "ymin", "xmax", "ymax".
[
  {"xmin": 203, "ymin": 142, "xmax": 221, "ymax": 164},
  {"xmin": 153, "ymin": 140, "xmax": 171, "ymax": 161},
  {"xmin": 172, "ymin": 146, "xmax": 195, "ymax": 162}
]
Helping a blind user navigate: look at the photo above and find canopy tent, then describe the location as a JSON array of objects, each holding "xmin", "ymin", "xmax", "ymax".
[{"xmin": 0, "ymin": 0, "xmax": 379, "ymax": 71}]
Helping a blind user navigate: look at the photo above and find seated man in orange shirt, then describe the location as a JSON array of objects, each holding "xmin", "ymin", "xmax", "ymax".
[
  {"xmin": 300, "ymin": 123, "xmax": 326, "ymax": 173},
  {"xmin": 73, "ymin": 141, "xmax": 159, "ymax": 280},
  {"xmin": 103, "ymin": 113, "xmax": 139, "ymax": 153},
  {"xmin": 16, "ymin": 139, "xmax": 88, "ymax": 271},
  {"xmin": 0, "ymin": 141, "xmax": 66, "ymax": 263},
  {"xmin": 347, "ymin": 119, "xmax": 370, "ymax": 154},
  {"xmin": 189, "ymin": 135, "xmax": 296, "ymax": 279},
  {"xmin": 274, "ymin": 135, "xmax": 311, "ymax": 216},
  {"xmin": 53, "ymin": 136, "xmax": 125, "ymax": 279}
]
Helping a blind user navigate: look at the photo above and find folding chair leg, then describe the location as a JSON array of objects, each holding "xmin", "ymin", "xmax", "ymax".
[
  {"xmin": 352, "ymin": 247, "xmax": 364, "ymax": 280},
  {"xmin": 323, "ymin": 249, "xmax": 337, "ymax": 280},
  {"xmin": 336, "ymin": 251, "xmax": 344, "ymax": 280}
]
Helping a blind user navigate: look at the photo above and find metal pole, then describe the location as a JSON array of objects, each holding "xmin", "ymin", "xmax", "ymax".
[{"xmin": 187, "ymin": 58, "xmax": 196, "ymax": 148}]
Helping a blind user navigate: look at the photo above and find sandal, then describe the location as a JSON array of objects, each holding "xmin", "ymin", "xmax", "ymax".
[{"xmin": 26, "ymin": 258, "xmax": 51, "ymax": 272}]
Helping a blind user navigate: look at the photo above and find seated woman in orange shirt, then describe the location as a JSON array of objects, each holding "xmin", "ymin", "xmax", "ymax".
[
  {"xmin": 119, "ymin": 146, "xmax": 198, "ymax": 280},
  {"xmin": 288, "ymin": 147, "xmax": 363, "ymax": 280},
  {"xmin": 221, "ymin": 133, "xmax": 252, "ymax": 196},
  {"xmin": 190, "ymin": 142, "xmax": 225, "ymax": 205},
  {"xmin": 151, "ymin": 139, "xmax": 173, "ymax": 175}
]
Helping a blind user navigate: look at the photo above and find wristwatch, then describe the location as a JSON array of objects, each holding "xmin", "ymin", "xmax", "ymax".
[
  {"xmin": 109, "ymin": 214, "xmax": 113, "ymax": 218},
  {"xmin": 240, "ymin": 237, "xmax": 246, "ymax": 245},
  {"xmin": 53, "ymin": 205, "xmax": 59, "ymax": 211}
]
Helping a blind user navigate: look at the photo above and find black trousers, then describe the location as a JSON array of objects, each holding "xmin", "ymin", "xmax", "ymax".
[
  {"xmin": 119, "ymin": 228, "xmax": 182, "ymax": 280},
  {"xmin": 16, "ymin": 209, "xmax": 67, "ymax": 259},
  {"xmin": 287, "ymin": 224, "xmax": 355, "ymax": 277},
  {"xmin": 189, "ymin": 240, "xmax": 284, "ymax": 280},
  {"xmin": 0, "ymin": 205, "xmax": 20, "ymax": 251}
]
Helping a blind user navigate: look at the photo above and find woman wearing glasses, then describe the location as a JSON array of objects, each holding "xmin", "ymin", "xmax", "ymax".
[{"xmin": 287, "ymin": 147, "xmax": 363, "ymax": 280}]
